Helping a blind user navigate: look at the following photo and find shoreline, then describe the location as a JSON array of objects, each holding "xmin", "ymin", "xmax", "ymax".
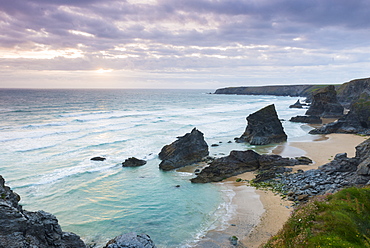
[{"xmin": 196, "ymin": 133, "xmax": 367, "ymax": 248}]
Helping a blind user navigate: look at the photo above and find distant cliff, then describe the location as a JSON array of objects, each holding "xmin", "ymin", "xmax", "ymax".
[
  {"xmin": 214, "ymin": 85, "xmax": 330, "ymax": 97},
  {"xmin": 214, "ymin": 77, "xmax": 370, "ymax": 108}
]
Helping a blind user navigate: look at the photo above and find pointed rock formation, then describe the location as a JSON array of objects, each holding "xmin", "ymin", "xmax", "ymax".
[
  {"xmin": 159, "ymin": 128, "xmax": 209, "ymax": 171},
  {"xmin": 305, "ymin": 85, "xmax": 344, "ymax": 117},
  {"xmin": 235, "ymin": 104, "xmax": 287, "ymax": 145}
]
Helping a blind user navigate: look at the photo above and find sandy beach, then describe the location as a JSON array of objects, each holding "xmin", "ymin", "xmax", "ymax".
[{"xmin": 196, "ymin": 132, "xmax": 368, "ymax": 248}]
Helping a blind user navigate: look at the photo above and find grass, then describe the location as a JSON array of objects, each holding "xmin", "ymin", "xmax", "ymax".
[{"xmin": 264, "ymin": 186, "xmax": 370, "ymax": 248}]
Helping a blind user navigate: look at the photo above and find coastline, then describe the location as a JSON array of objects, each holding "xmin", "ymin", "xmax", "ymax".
[{"xmin": 196, "ymin": 132, "xmax": 367, "ymax": 248}]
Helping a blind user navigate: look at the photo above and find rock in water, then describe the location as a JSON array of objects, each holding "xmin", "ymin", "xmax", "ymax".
[
  {"xmin": 104, "ymin": 232, "xmax": 156, "ymax": 248},
  {"xmin": 0, "ymin": 175, "xmax": 86, "ymax": 248},
  {"xmin": 91, "ymin": 156, "xmax": 106, "ymax": 161},
  {"xmin": 122, "ymin": 157, "xmax": 147, "ymax": 167},
  {"xmin": 159, "ymin": 128, "xmax": 209, "ymax": 171},
  {"xmin": 235, "ymin": 104, "xmax": 287, "ymax": 145},
  {"xmin": 305, "ymin": 85, "xmax": 344, "ymax": 117},
  {"xmin": 289, "ymin": 99, "xmax": 305, "ymax": 108}
]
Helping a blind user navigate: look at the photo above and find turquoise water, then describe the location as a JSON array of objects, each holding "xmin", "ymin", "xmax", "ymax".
[{"xmin": 0, "ymin": 89, "xmax": 308, "ymax": 247}]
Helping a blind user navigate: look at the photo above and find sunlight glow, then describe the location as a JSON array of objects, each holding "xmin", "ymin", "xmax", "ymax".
[{"xmin": 95, "ymin": 68, "xmax": 114, "ymax": 73}]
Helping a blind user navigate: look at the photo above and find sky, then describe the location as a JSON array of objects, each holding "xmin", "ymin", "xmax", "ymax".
[{"xmin": 1, "ymin": 0, "xmax": 370, "ymax": 89}]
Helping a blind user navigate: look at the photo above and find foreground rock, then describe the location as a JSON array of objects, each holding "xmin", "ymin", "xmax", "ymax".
[
  {"xmin": 235, "ymin": 104, "xmax": 287, "ymax": 145},
  {"xmin": 191, "ymin": 150, "xmax": 311, "ymax": 183},
  {"xmin": 122, "ymin": 157, "xmax": 147, "ymax": 167},
  {"xmin": 264, "ymin": 138, "xmax": 370, "ymax": 202},
  {"xmin": 104, "ymin": 232, "xmax": 156, "ymax": 248},
  {"xmin": 0, "ymin": 175, "xmax": 86, "ymax": 248},
  {"xmin": 159, "ymin": 128, "xmax": 209, "ymax": 171},
  {"xmin": 305, "ymin": 85, "xmax": 344, "ymax": 117},
  {"xmin": 289, "ymin": 115, "xmax": 322, "ymax": 124},
  {"xmin": 309, "ymin": 97, "xmax": 370, "ymax": 135}
]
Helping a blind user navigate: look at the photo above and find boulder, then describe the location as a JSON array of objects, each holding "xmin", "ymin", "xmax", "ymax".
[
  {"xmin": 0, "ymin": 175, "xmax": 86, "ymax": 248},
  {"xmin": 104, "ymin": 232, "xmax": 156, "ymax": 248},
  {"xmin": 191, "ymin": 150, "xmax": 311, "ymax": 183},
  {"xmin": 289, "ymin": 115, "xmax": 322, "ymax": 124},
  {"xmin": 159, "ymin": 128, "xmax": 209, "ymax": 171},
  {"xmin": 122, "ymin": 157, "xmax": 147, "ymax": 167},
  {"xmin": 235, "ymin": 104, "xmax": 287, "ymax": 145},
  {"xmin": 305, "ymin": 85, "xmax": 344, "ymax": 117}
]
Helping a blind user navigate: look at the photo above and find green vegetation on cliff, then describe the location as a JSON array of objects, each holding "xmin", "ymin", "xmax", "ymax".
[{"xmin": 264, "ymin": 187, "xmax": 370, "ymax": 248}]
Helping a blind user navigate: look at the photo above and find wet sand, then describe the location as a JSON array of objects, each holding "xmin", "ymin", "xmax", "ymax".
[{"xmin": 195, "ymin": 133, "xmax": 367, "ymax": 248}]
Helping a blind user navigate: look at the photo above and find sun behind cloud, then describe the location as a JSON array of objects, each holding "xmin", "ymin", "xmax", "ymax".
[{"xmin": 95, "ymin": 68, "xmax": 114, "ymax": 74}]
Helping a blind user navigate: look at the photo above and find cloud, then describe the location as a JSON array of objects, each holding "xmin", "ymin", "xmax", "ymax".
[{"xmin": 0, "ymin": 0, "xmax": 370, "ymax": 88}]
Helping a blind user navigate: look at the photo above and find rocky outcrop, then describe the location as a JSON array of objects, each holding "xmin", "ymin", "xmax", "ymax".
[
  {"xmin": 263, "ymin": 138, "xmax": 370, "ymax": 202},
  {"xmin": 309, "ymin": 97, "xmax": 370, "ymax": 135},
  {"xmin": 305, "ymin": 85, "xmax": 344, "ymax": 117},
  {"xmin": 104, "ymin": 232, "xmax": 156, "ymax": 248},
  {"xmin": 336, "ymin": 77, "xmax": 370, "ymax": 107},
  {"xmin": 190, "ymin": 150, "xmax": 311, "ymax": 183},
  {"xmin": 289, "ymin": 115, "xmax": 322, "ymax": 124},
  {"xmin": 122, "ymin": 157, "xmax": 147, "ymax": 167},
  {"xmin": 0, "ymin": 175, "xmax": 86, "ymax": 248},
  {"xmin": 159, "ymin": 128, "xmax": 209, "ymax": 171},
  {"xmin": 235, "ymin": 104, "xmax": 287, "ymax": 145},
  {"xmin": 289, "ymin": 99, "xmax": 307, "ymax": 109}
]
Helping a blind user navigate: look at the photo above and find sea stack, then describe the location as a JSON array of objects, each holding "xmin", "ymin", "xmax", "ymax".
[
  {"xmin": 158, "ymin": 128, "xmax": 209, "ymax": 171},
  {"xmin": 235, "ymin": 104, "xmax": 287, "ymax": 145},
  {"xmin": 305, "ymin": 85, "xmax": 344, "ymax": 117}
]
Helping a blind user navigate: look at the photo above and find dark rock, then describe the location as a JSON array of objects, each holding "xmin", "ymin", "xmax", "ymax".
[
  {"xmin": 289, "ymin": 99, "xmax": 305, "ymax": 108},
  {"xmin": 191, "ymin": 150, "xmax": 311, "ymax": 183},
  {"xmin": 235, "ymin": 104, "xmax": 287, "ymax": 145},
  {"xmin": 122, "ymin": 157, "xmax": 147, "ymax": 167},
  {"xmin": 289, "ymin": 115, "xmax": 322, "ymax": 124},
  {"xmin": 0, "ymin": 175, "xmax": 86, "ymax": 248},
  {"xmin": 91, "ymin": 157, "xmax": 106, "ymax": 161},
  {"xmin": 356, "ymin": 138, "xmax": 370, "ymax": 175},
  {"xmin": 104, "ymin": 232, "xmax": 156, "ymax": 248},
  {"xmin": 305, "ymin": 85, "xmax": 344, "ymax": 117},
  {"xmin": 211, "ymin": 144, "xmax": 219, "ymax": 147},
  {"xmin": 336, "ymin": 77, "xmax": 370, "ymax": 108},
  {"xmin": 191, "ymin": 150, "xmax": 261, "ymax": 183},
  {"xmin": 158, "ymin": 128, "xmax": 209, "ymax": 171},
  {"xmin": 309, "ymin": 97, "xmax": 370, "ymax": 135}
]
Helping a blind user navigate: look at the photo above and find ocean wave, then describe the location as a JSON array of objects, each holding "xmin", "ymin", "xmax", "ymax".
[
  {"xmin": 16, "ymin": 144, "xmax": 58, "ymax": 153},
  {"xmin": 22, "ymin": 122, "xmax": 68, "ymax": 129},
  {"xmin": 13, "ymin": 163, "xmax": 120, "ymax": 189}
]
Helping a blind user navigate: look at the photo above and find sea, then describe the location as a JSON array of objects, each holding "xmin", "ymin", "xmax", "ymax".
[{"xmin": 0, "ymin": 89, "xmax": 310, "ymax": 247}]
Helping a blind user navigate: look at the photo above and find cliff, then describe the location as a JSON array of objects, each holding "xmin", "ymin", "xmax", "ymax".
[
  {"xmin": 214, "ymin": 77, "xmax": 370, "ymax": 108},
  {"xmin": 214, "ymin": 84, "xmax": 331, "ymax": 97}
]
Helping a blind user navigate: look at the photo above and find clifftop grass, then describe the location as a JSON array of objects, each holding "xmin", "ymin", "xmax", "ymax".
[{"xmin": 264, "ymin": 186, "xmax": 370, "ymax": 248}]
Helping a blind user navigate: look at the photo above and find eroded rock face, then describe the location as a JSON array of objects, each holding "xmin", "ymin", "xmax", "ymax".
[
  {"xmin": 235, "ymin": 104, "xmax": 287, "ymax": 145},
  {"xmin": 0, "ymin": 175, "xmax": 86, "ymax": 248},
  {"xmin": 104, "ymin": 232, "xmax": 156, "ymax": 248},
  {"xmin": 191, "ymin": 150, "xmax": 311, "ymax": 183},
  {"xmin": 305, "ymin": 85, "xmax": 344, "ymax": 117},
  {"xmin": 309, "ymin": 97, "xmax": 370, "ymax": 135},
  {"xmin": 159, "ymin": 128, "xmax": 209, "ymax": 171}
]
